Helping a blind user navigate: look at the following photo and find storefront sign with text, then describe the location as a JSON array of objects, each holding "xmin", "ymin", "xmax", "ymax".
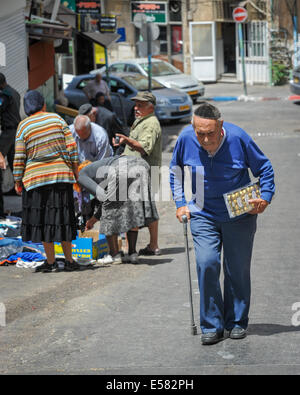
[{"xmin": 131, "ymin": 2, "xmax": 167, "ymax": 24}]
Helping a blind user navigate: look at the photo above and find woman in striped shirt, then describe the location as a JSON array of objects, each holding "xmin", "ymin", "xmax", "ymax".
[{"xmin": 13, "ymin": 90, "xmax": 79, "ymax": 272}]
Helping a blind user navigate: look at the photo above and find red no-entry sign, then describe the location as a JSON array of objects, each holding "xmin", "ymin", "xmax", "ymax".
[{"xmin": 232, "ymin": 7, "xmax": 248, "ymax": 23}]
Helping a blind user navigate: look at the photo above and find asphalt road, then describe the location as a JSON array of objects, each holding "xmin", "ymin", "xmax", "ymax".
[{"xmin": 1, "ymin": 83, "xmax": 300, "ymax": 376}]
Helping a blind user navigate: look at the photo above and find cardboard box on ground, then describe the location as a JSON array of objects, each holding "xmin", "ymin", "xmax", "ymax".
[{"xmin": 54, "ymin": 231, "xmax": 109, "ymax": 259}]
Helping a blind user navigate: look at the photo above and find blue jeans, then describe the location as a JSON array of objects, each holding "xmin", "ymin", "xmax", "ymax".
[{"xmin": 190, "ymin": 213, "xmax": 257, "ymax": 334}]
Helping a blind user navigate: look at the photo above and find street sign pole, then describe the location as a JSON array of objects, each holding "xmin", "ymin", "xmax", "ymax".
[
  {"xmin": 147, "ymin": 22, "xmax": 152, "ymax": 92},
  {"xmin": 238, "ymin": 23, "xmax": 248, "ymax": 96},
  {"xmin": 233, "ymin": 7, "xmax": 248, "ymax": 97},
  {"xmin": 105, "ymin": 46, "xmax": 110, "ymax": 86},
  {"xmin": 134, "ymin": 14, "xmax": 160, "ymax": 91}
]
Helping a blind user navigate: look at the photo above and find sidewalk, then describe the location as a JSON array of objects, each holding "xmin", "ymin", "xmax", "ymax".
[{"xmin": 202, "ymin": 81, "xmax": 295, "ymax": 102}]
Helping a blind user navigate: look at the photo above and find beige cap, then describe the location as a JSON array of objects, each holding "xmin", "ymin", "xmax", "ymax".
[{"xmin": 131, "ymin": 91, "xmax": 156, "ymax": 106}]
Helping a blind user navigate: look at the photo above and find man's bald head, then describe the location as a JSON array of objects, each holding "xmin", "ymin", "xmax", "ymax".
[{"xmin": 74, "ymin": 115, "xmax": 91, "ymax": 141}]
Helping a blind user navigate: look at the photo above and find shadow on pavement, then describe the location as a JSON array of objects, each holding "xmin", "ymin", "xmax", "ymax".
[
  {"xmin": 160, "ymin": 247, "xmax": 186, "ymax": 255},
  {"xmin": 248, "ymin": 323, "xmax": 300, "ymax": 336},
  {"xmin": 137, "ymin": 257, "xmax": 173, "ymax": 266}
]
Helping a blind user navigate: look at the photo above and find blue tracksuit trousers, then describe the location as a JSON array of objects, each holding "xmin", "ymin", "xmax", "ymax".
[{"xmin": 190, "ymin": 212, "xmax": 257, "ymax": 334}]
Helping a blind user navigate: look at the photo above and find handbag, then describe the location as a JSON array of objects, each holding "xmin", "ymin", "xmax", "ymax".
[{"xmin": 1, "ymin": 158, "xmax": 14, "ymax": 193}]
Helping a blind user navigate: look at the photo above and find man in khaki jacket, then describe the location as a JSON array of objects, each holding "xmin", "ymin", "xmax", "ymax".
[{"xmin": 115, "ymin": 91, "xmax": 162, "ymax": 255}]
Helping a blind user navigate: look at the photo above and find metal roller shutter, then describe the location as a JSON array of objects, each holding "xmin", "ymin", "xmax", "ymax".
[{"xmin": 0, "ymin": 9, "xmax": 28, "ymax": 95}]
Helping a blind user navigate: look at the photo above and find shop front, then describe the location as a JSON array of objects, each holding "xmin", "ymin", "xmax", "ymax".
[
  {"xmin": 131, "ymin": 0, "xmax": 184, "ymax": 71},
  {"xmin": 189, "ymin": 19, "xmax": 269, "ymax": 84},
  {"xmin": 0, "ymin": 0, "xmax": 28, "ymax": 96}
]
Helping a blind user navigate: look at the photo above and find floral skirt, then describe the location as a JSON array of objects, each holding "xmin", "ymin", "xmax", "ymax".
[
  {"xmin": 99, "ymin": 157, "xmax": 159, "ymax": 236},
  {"xmin": 21, "ymin": 183, "xmax": 77, "ymax": 243}
]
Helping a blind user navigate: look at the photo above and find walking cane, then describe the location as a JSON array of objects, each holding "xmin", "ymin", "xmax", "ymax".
[{"xmin": 182, "ymin": 215, "xmax": 197, "ymax": 335}]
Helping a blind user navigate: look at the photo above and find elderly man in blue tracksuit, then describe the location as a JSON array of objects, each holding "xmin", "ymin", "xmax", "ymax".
[{"xmin": 170, "ymin": 102, "xmax": 275, "ymax": 345}]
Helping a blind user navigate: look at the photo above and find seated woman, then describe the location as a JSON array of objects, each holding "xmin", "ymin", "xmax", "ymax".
[{"xmin": 77, "ymin": 156, "xmax": 159, "ymax": 264}]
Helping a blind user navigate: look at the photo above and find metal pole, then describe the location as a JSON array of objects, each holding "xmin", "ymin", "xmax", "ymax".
[
  {"xmin": 100, "ymin": 0, "xmax": 106, "ymax": 14},
  {"xmin": 105, "ymin": 46, "xmax": 110, "ymax": 85},
  {"xmin": 269, "ymin": 0, "xmax": 274, "ymax": 86},
  {"xmin": 51, "ymin": 0, "xmax": 60, "ymax": 21},
  {"xmin": 29, "ymin": 0, "xmax": 34, "ymax": 21},
  {"xmin": 293, "ymin": 15, "xmax": 298, "ymax": 67},
  {"xmin": 295, "ymin": 0, "xmax": 299, "ymax": 67},
  {"xmin": 293, "ymin": 0, "xmax": 298, "ymax": 67},
  {"xmin": 147, "ymin": 22, "xmax": 152, "ymax": 92},
  {"xmin": 238, "ymin": 22, "xmax": 248, "ymax": 96},
  {"xmin": 182, "ymin": 215, "xmax": 197, "ymax": 336}
]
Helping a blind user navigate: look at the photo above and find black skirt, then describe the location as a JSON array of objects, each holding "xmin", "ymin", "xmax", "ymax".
[{"xmin": 21, "ymin": 183, "xmax": 77, "ymax": 243}]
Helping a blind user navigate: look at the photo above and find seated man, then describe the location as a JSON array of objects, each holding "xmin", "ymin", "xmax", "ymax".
[
  {"xmin": 94, "ymin": 91, "xmax": 114, "ymax": 112},
  {"xmin": 83, "ymin": 72, "xmax": 111, "ymax": 109}
]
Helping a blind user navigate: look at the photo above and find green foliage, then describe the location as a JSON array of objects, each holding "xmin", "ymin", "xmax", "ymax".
[{"xmin": 272, "ymin": 62, "xmax": 290, "ymax": 85}]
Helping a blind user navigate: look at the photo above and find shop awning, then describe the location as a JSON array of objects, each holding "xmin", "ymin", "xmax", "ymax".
[
  {"xmin": 26, "ymin": 20, "xmax": 72, "ymax": 40},
  {"xmin": 80, "ymin": 31, "xmax": 120, "ymax": 48}
]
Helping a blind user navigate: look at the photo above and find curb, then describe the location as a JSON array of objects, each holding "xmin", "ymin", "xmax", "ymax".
[
  {"xmin": 202, "ymin": 96, "xmax": 238, "ymax": 102},
  {"xmin": 202, "ymin": 95, "xmax": 289, "ymax": 102},
  {"xmin": 205, "ymin": 96, "xmax": 239, "ymax": 102},
  {"xmin": 288, "ymin": 95, "xmax": 300, "ymax": 101}
]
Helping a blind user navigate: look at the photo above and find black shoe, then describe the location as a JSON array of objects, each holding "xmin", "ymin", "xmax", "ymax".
[
  {"xmin": 201, "ymin": 331, "xmax": 224, "ymax": 345},
  {"xmin": 35, "ymin": 261, "xmax": 55, "ymax": 273},
  {"xmin": 229, "ymin": 327, "xmax": 247, "ymax": 339},
  {"xmin": 54, "ymin": 259, "xmax": 65, "ymax": 272},
  {"xmin": 64, "ymin": 260, "xmax": 81, "ymax": 272},
  {"xmin": 138, "ymin": 244, "xmax": 161, "ymax": 256}
]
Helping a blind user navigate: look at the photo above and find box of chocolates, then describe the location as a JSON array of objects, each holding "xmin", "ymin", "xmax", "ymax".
[{"xmin": 224, "ymin": 181, "xmax": 261, "ymax": 218}]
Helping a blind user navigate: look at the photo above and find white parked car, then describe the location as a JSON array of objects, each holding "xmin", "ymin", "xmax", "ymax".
[{"xmin": 91, "ymin": 58, "xmax": 205, "ymax": 103}]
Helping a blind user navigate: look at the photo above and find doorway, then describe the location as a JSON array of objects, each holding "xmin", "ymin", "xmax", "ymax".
[
  {"xmin": 222, "ymin": 23, "xmax": 236, "ymax": 74},
  {"xmin": 75, "ymin": 34, "xmax": 94, "ymax": 74},
  {"xmin": 189, "ymin": 22, "xmax": 217, "ymax": 82}
]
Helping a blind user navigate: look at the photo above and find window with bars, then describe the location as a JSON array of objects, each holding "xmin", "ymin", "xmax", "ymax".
[{"xmin": 239, "ymin": 21, "xmax": 267, "ymax": 58}]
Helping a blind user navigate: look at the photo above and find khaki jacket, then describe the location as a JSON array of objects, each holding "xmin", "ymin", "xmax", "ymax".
[{"xmin": 123, "ymin": 113, "xmax": 162, "ymax": 168}]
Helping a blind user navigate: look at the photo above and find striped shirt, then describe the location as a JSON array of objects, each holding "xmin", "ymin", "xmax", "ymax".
[{"xmin": 14, "ymin": 112, "xmax": 79, "ymax": 191}]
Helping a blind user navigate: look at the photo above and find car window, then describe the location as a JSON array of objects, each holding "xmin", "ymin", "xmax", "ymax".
[
  {"xmin": 109, "ymin": 78, "xmax": 133, "ymax": 97},
  {"xmin": 77, "ymin": 78, "xmax": 94, "ymax": 89},
  {"xmin": 109, "ymin": 64, "xmax": 125, "ymax": 72},
  {"xmin": 122, "ymin": 74, "xmax": 163, "ymax": 91},
  {"xmin": 125, "ymin": 64, "xmax": 140, "ymax": 73},
  {"xmin": 139, "ymin": 61, "xmax": 181, "ymax": 76}
]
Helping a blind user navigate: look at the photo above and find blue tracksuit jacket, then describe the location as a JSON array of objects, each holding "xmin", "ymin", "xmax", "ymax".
[{"xmin": 169, "ymin": 122, "xmax": 275, "ymax": 222}]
